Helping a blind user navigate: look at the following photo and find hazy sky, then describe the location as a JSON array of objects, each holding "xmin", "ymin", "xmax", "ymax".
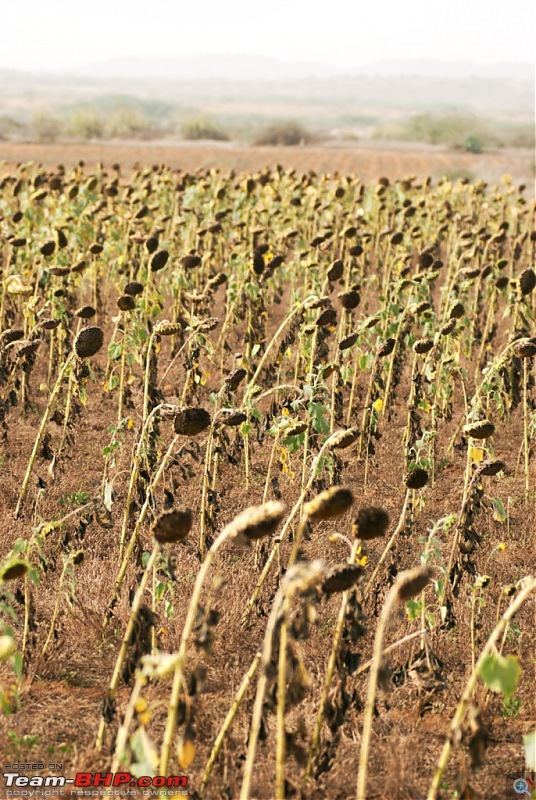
[{"xmin": 2, "ymin": 0, "xmax": 534, "ymax": 71}]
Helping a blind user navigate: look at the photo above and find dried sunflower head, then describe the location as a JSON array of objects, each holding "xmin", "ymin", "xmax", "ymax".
[
  {"xmin": 377, "ymin": 338, "xmax": 395, "ymax": 358},
  {"xmin": 513, "ymin": 338, "xmax": 536, "ymax": 358},
  {"xmin": 477, "ymin": 460, "xmax": 506, "ymax": 476},
  {"xmin": 74, "ymin": 326, "xmax": 104, "ymax": 358},
  {"xmin": 463, "ymin": 420, "xmax": 495, "ymax": 440},
  {"xmin": 224, "ymin": 368, "xmax": 247, "ymax": 391},
  {"xmin": 397, "ymin": 566, "xmax": 434, "ymax": 600},
  {"xmin": 413, "ymin": 338, "xmax": 434, "ymax": 354},
  {"xmin": 338, "ymin": 290, "xmax": 360, "ymax": 310},
  {"xmin": 404, "ymin": 467, "xmax": 429, "ymax": 490},
  {"xmin": 174, "ymin": 406, "xmax": 211, "ymax": 435},
  {"xmin": 323, "ymin": 564, "xmax": 363, "ymax": 594},
  {"xmin": 305, "ymin": 487, "xmax": 354, "ymax": 522},
  {"xmin": 149, "ymin": 250, "xmax": 169, "ymax": 272},
  {"xmin": 152, "ymin": 507, "xmax": 193, "ymax": 544},
  {"xmin": 338, "ymin": 332, "xmax": 359, "ymax": 351},
  {"xmin": 154, "ymin": 320, "xmax": 183, "ymax": 336},
  {"xmin": 519, "ymin": 268, "xmax": 536, "ymax": 296},
  {"xmin": 329, "ymin": 428, "xmax": 359, "ymax": 450},
  {"xmin": 327, "ymin": 259, "xmax": 344, "ymax": 282},
  {"xmin": 117, "ymin": 295, "xmax": 136, "ymax": 311},
  {"xmin": 226, "ymin": 501, "xmax": 286, "ymax": 541},
  {"xmin": 285, "ymin": 421, "xmax": 308, "ymax": 437},
  {"xmin": 220, "ymin": 410, "xmax": 247, "ymax": 427},
  {"xmin": 352, "ymin": 507, "xmax": 390, "ymax": 540}
]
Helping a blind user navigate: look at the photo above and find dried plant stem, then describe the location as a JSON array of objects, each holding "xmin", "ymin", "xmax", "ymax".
[
  {"xmin": 199, "ymin": 652, "xmax": 262, "ymax": 798},
  {"xmin": 442, "ymin": 444, "xmax": 477, "ymax": 605},
  {"xmin": 427, "ymin": 577, "xmax": 536, "ymax": 800},
  {"xmin": 243, "ymin": 295, "xmax": 316, "ymax": 406},
  {"xmin": 110, "ymin": 672, "xmax": 143, "ymax": 774},
  {"xmin": 160, "ymin": 526, "xmax": 232, "ymax": 774},
  {"xmin": 522, "ymin": 359, "xmax": 530, "ymax": 501},
  {"xmin": 108, "ymin": 433, "xmax": 179, "ymax": 616},
  {"xmin": 117, "ymin": 404, "xmax": 167, "ymax": 561},
  {"xmin": 306, "ymin": 539, "xmax": 359, "ymax": 777},
  {"xmin": 96, "ymin": 545, "xmax": 160, "ymax": 751},
  {"xmin": 241, "ymin": 432, "xmax": 339, "ymax": 622},
  {"xmin": 26, "ymin": 556, "xmax": 72, "ymax": 687},
  {"xmin": 15, "ymin": 353, "xmax": 73, "ymax": 518},
  {"xmin": 363, "ymin": 491, "xmax": 410, "ymax": 600},
  {"xmin": 356, "ymin": 580, "xmax": 400, "ymax": 799},
  {"xmin": 141, "ymin": 331, "xmax": 156, "ymax": 424},
  {"xmin": 354, "ymin": 627, "xmax": 427, "ymax": 677},
  {"xmin": 275, "ymin": 598, "xmax": 289, "ymax": 800}
]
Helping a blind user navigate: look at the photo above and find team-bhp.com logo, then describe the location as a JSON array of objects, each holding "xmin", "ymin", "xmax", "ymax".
[{"xmin": 2, "ymin": 772, "xmax": 188, "ymax": 797}]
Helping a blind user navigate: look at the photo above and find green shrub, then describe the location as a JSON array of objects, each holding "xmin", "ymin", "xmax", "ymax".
[
  {"xmin": 0, "ymin": 116, "xmax": 23, "ymax": 141},
  {"xmin": 67, "ymin": 109, "xmax": 105, "ymax": 140},
  {"xmin": 372, "ymin": 112, "xmax": 532, "ymax": 152},
  {"xmin": 253, "ymin": 120, "xmax": 313, "ymax": 146},
  {"xmin": 180, "ymin": 116, "xmax": 229, "ymax": 141},
  {"xmin": 107, "ymin": 107, "xmax": 157, "ymax": 139},
  {"xmin": 32, "ymin": 111, "xmax": 63, "ymax": 143}
]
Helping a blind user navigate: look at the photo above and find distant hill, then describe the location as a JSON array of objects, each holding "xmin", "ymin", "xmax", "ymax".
[
  {"xmin": 351, "ymin": 59, "xmax": 533, "ymax": 81},
  {"xmin": 71, "ymin": 54, "xmax": 341, "ymax": 81},
  {"xmin": 0, "ymin": 56, "xmax": 532, "ymax": 127},
  {"xmin": 69, "ymin": 54, "xmax": 534, "ymax": 83}
]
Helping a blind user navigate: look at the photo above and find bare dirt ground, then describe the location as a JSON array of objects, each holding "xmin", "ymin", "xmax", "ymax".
[{"xmin": 0, "ymin": 140, "xmax": 534, "ymax": 189}]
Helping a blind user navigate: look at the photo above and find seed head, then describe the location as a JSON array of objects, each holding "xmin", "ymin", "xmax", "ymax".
[
  {"xmin": 75, "ymin": 305, "xmax": 96, "ymax": 319},
  {"xmin": 377, "ymin": 338, "xmax": 395, "ymax": 358},
  {"xmin": 404, "ymin": 467, "xmax": 429, "ymax": 490},
  {"xmin": 449, "ymin": 302, "xmax": 464, "ymax": 320},
  {"xmin": 323, "ymin": 564, "xmax": 363, "ymax": 594},
  {"xmin": 224, "ymin": 368, "xmax": 247, "ymax": 391},
  {"xmin": 396, "ymin": 566, "xmax": 434, "ymax": 600},
  {"xmin": 152, "ymin": 507, "xmax": 193, "ymax": 544},
  {"xmin": 413, "ymin": 338, "xmax": 434, "ymax": 354},
  {"xmin": 519, "ymin": 269, "xmax": 536, "ymax": 296},
  {"xmin": 154, "ymin": 320, "xmax": 182, "ymax": 336},
  {"xmin": 305, "ymin": 487, "xmax": 354, "ymax": 522},
  {"xmin": 353, "ymin": 506, "xmax": 390, "ymax": 540},
  {"xmin": 440, "ymin": 319, "xmax": 456, "ymax": 336},
  {"xmin": 285, "ymin": 421, "xmax": 308, "ymax": 437},
  {"xmin": 316, "ymin": 307, "xmax": 337, "ymax": 327},
  {"xmin": 181, "ymin": 254, "xmax": 202, "ymax": 270},
  {"xmin": 338, "ymin": 290, "xmax": 360, "ymax": 310},
  {"xmin": 329, "ymin": 428, "xmax": 359, "ymax": 450},
  {"xmin": 74, "ymin": 326, "xmax": 104, "ymax": 358},
  {"xmin": 226, "ymin": 501, "xmax": 286, "ymax": 541},
  {"xmin": 40, "ymin": 240, "xmax": 56, "ymax": 257},
  {"xmin": 513, "ymin": 338, "xmax": 536, "ymax": 358},
  {"xmin": 117, "ymin": 295, "xmax": 136, "ymax": 311},
  {"xmin": 220, "ymin": 410, "xmax": 247, "ymax": 427},
  {"xmin": 150, "ymin": 250, "xmax": 170, "ymax": 272},
  {"xmin": 327, "ymin": 260, "xmax": 344, "ymax": 281},
  {"xmin": 478, "ymin": 460, "xmax": 506, "ymax": 476},
  {"xmin": 463, "ymin": 420, "xmax": 495, "ymax": 440},
  {"xmin": 197, "ymin": 317, "xmax": 219, "ymax": 332},
  {"xmin": 1, "ymin": 561, "xmax": 28, "ymax": 581},
  {"xmin": 174, "ymin": 406, "xmax": 211, "ymax": 435},
  {"xmin": 124, "ymin": 281, "xmax": 144, "ymax": 296},
  {"xmin": 39, "ymin": 318, "xmax": 61, "ymax": 331}
]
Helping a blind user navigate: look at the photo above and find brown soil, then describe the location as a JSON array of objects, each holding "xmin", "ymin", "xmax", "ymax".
[{"xmin": 0, "ymin": 140, "xmax": 534, "ymax": 190}]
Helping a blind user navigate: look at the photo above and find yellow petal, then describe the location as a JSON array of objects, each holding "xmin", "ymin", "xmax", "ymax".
[{"xmin": 177, "ymin": 737, "xmax": 196, "ymax": 769}]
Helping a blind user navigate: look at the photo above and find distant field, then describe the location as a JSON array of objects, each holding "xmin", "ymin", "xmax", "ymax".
[{"xmin": 1, "ymin": 140, "xmax": 533, "ymax": 189}]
